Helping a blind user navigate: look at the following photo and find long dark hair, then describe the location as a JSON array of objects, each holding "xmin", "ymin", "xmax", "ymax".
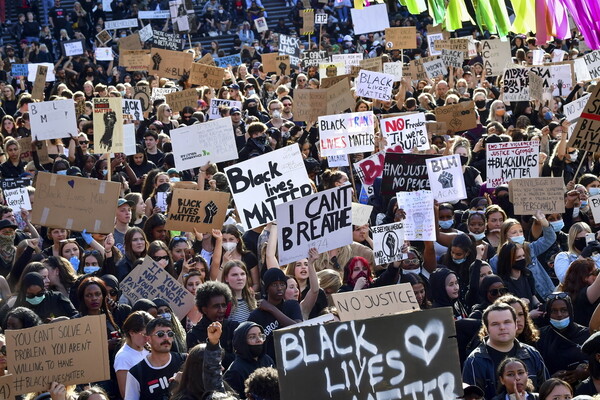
[{"xmin": 76, "ymin": 276, "xmax": 119, "ymax": 330}]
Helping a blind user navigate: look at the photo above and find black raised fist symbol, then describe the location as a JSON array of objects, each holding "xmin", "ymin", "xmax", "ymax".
[
  {"xmin": 203, "ymin": 201, "xmax": 218, "ymax": 224},
  {"xmin": 438, "ymin": 171, "xmax": 453, "ymax": 189}
]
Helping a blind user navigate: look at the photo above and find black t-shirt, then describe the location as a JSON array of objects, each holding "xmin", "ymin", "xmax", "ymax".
[
  {"xmin": 49, "ymin": 7, "xmax": 67, "ymax": 28},
  {"xmin": 486, "ymin": 344, "xmax": 517, "ymax": 375},
  {"xmin": 128, "ymin": 352, "xmax": 186, "ymax": 400}
]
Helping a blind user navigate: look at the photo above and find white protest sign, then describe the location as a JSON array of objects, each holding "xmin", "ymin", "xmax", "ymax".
[
  {"xmin": 552, "ymin": 49, "xmax": 566, "ymax": 62},
  {"xmin": 63, "ymin": 40, "xmax": 84, "ymax": 57},
  {"xmin": 380, "ymin": 113, "xmax": 429, "ymax": 153},
  {"xmin": 372, "ymin": 222, "xmax": 405, "ymax": 265},
  {"xmin": 532, "ymin": 49, "xmax": 545, "ymax": 65},
  {"xmin": 331, "ymin": 53, "xmax": 363, "ymax": 74},
  {"xmin": 441, "ymin": 49, "xmax": 464, "ymax": 68},
  {"xmin": 30, "ymin": 99, "xmax": 78, "ymax": 140},
  {"xmin": 27, "ymin": 63, "xmax": 55, "ymax": 82},
  {"xmin": 352, "ymin": 203, "xmax": 373, "ymax": 226},
  {"xmin": 102, "ymin": 0, "xmax": 112, "ymax": 11},
  {"xmin": 583, "ymin": 50, "xmax": 600, "ymax": 80},
  {"xmin": 318, "ymin": 111, "xmax": 375, "ymax": 156},
  {"xmin": 315, "ymin": 13, "xmax": 327, "ymax": 24},
  {"xmin": 225, "ymin": 146, "xmax": 314, "ymax": 230},
  {"xmin": 209, "ymin": 98, "xmax": 242, "ymax": 120},
  {"xmin": 529, "ymin": 64, "xmax": 574, "ymax": 97},
  {"xmin": 105, "ymin": 18, "xmax": 138, "ymax": 30},
  {"xmin": 276, "ymin": 186, "xmax": 353, "ymax": 265},
  {"xmin": 502, "ymin": 67, "xmax": 530, "ymax": 102},
  {"xmin": 574, "ymin": 58, "xmax": 592, "ymax": 82},
  {"xmin": 427, "ymin": 33, "xmax": 444, "ymax": 56},
  {"xmin": 95, "ymin": 47, "xmax": 113, "ymax": 61},
  {"xmin": 171, "ymin": 117, "xmax": 238, "ymax": 170},
  {"xmin": 254, "ymin": 17, "xmax": 268, "ymax": 33},
  {"xmin": 486, "ymin": 141, "xmax": 539, "ymax": 188},
  {"xmin": 423, "ymin": 58, "xmax": 448, "ymax": 79},
  {"xmin": 327, "ymin": 154, "xmax": 348, "ymax": 167},
  {"xmin": 564, "ymin": 93, "xmax": 591, "ymax": 139},
  {"xmin": 590, "ymin": 195, "xmax": 600, "ymax": 223},
  {"xmin": 139, "ymin": 24, "xmax": 153, "ymax": 42},
  {"xmin": 4, "ymin": 187, "xmax": 31, "ymax": 211},
  {"xmin": 350, "ymin": 4, "xmax": 389, "ymax": 35},
  {"xmin": 426, "ymin": 154, "xmax": 467, "ymax": 202},
  {"xmin": 396, "ymin": 190, "xmax": 435, "ymax": 241},
  {"xmin": 151, "ymin": 87, "xmax": 177, "ymax": 101},
  {"xmin": 122, "ymin": 124, "xmax": 137, "ymax": 156},
  {"xmin": 138, "ymin": 10, "xmax": 171, "ymax": 19},
  {"xmin": 355, "ymin": 70, "xmax": 394, "ymax": 101},
  {"xmin": 383, "ymin": 62, "xmax": 402, "ymax": 81},
  {"xmin": 122, "ymin": 99, "xmax": 143, "ymax": 121}
]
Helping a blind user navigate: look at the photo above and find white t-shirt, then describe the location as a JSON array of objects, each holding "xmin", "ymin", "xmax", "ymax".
[{"xmin": 114, "ymin": 343, "xmax": 150, "ymax": 372}]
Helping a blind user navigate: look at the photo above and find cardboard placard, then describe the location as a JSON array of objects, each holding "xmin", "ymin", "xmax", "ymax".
[
  {"xmin": 196, "ymin": 52, "xmax": 215, "ymax": 65},
  {"xmin": 331, "ymin": 53, "xmax": 363, "ymax": 75},
  {"xmin": 31, "ymin": 64, "xmax": 47, "ymax": 101},
  {"xmin": 481, "ymin": 39, "xmax": 512, "ymax": 77},
  {"xmin": 426, "ymin": 155, "xmax": 467, "ymax": 203},
  {"xmin": 372, "ymin": 222, "xmax": 405, "ymax": 265},
  {"xmin": 359, "ymin": 57, "xmax": 383, "ymax": 73},
  {"xmin": 122, "ymin": 99, "xmax": 144, "ymax": 121},
  {"xmin": 380, "ymin": 112, "xmax": 429, "ymax": 153},
  {"xmin": 355, "ymin": 70, "xmax": 394, "ymax": 101},
  {"xmin": 17, "ymin": 137, "xmax": 32, "ymax": 163},
  {"xmin": 149, "ymin": 48, "xmax": 193, "ymax": 79},
  {"xmin": 354, "ymin": 151, "xmax": 385, "ymax": 186},
  {"xmin": 528, "ymin": 70, "xmax": 544, "ymax": 100},
  {"xmin": 435, "ymin": 38, "xmax": 472, "ymax": 54},
  {"xmin": 33, "ymin": 140, "xmax": 52, "ymax": 164},
  {"xmin": 274, "ymin": 308, "xmax": 462, "ymax": 400},
  {"xmin": 508, "ymin": 177, "xmax": 565, "ymax": 215},
  {"xmin": 208, "ymin": 98, "xmax": 242, "ymax": 120},
  {"xmin": 276, "ymin": 186, "xmax": 353, "ymax": 265},
  {"xmin": 275, "ymin": 55, "xmax": 291, "ymax": 76},
  {"xmin": 293, "ymin": 89, "xmax": 327, "ymax": 122},
  {"xmin": 434, "ymin": 101, "xmax": 476, "ymax": 133},
  {"xmin": 332, "ymin": 283, "xmax": 418, "ymax": 321},
  {"xmin": 301, "ymin": 9, "xmax": 314, "ymax": 35},
  {"xmin": 318, "ymin": 111, "xmax": 375, "ymax": 156},
  {"xmin": 261, "ymin": 53, "xmax": 279, "ymax": 73},
  {"xmin": 441, "ymin": 49, "xmax": 464, "ymax": 69},
  {"xmin": 133, "ymin": 86, "xmax": 152, "ymax": 113},
  {"xmin": 96, "ymin": 30, "xmax": 112, "ymax": 44},
  {"xmin": 118, "ymin": 32, "xmax": 142, "ymax": 50},
  {"xmin": 326, "ymin": 77, "xmax": 354, "ymax": 114},
  {"xmin": 121, "ymin": 256, "xmax": 195, "ymax": 319},
  {"xmin": 567, "ymin": 85, "xmax": 600, "ymax": 152},
  {"xmin": 93, "ymin": 97, "xmax": 124, "ymax": 153},
  {"xmin": 396, "ymin": 190, "xmax": 435, "ymax": 241},
  {"xmin": 171, "ymin": 116, "xmax": 238, "ymax": 170},
  {"xmin": 30, "ymin": 99, "xmax": 78, "ymax": 140},
  {"xmin": 188, "ymin": 62, "xmax": 225, "ymax": 86},
  {"xmin": 31, "ymin": 172, "xmax": 121, "ymax": 233},
  {"xmin": 61, "ymin": 39, "xmax": 85, "ymax": 56},
  {"xmin": 564, "ymin": 93, "xmax": 591, "ymax": 138},
  {"xmin": 0, "ymin": 375, "xmax": 14, "ymax": 400},
  {"xmin": 224, "ymin": 146, "xmax": 313, "ymax": 230},
  {"xmin": 503, "ymin": 67, "xmax": 530, "ymax": 102},
  {"xmin": 383, "ymin": 62, "xmax": 403, "ymax": 81},
  {"xmin": 320, "ymin": 74, "xmax": 351, "ymax": 89},
  {"xmin": 350, "ymin": 4, "xmax": 390, "ymax": 35},
  {"xmin": 105, "ymin": 18, "xmax": 138, "ymax": 30},
  {"xmin": 120, "ymin": 50, "xmax": 151, "ymax": 71},
  {"xmin": 301, "ymin": 49, "xmax": 330, "ymax": 68},
  {"xmin": 384, "ymin": 27, "xmax": 416, "ymax": 50},
  {"xmin": 4, "ymin": 187, "xmax": 31, "ymax": 211},
  {"xmin": 486, "ymin": 141, "xmax": 539, "ymax": 188},
  {"xmin": 6, "ymin": 315, "xmax": 110, "ymax": 395},
  {"xmin": 165, "ymin": 88, "xmax": 199, "ymax": 113},
  {"xmin": 165, "ymin": 189, "xmax": 230, "ymax": 233},
  {"xmin": 381, "ymin": 153, "xmax": 435, "ymax": 196}
]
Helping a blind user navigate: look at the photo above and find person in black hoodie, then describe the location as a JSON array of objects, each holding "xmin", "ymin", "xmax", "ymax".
[
  {"xmin": 238, "ymin": 122, "xmax": 272, "ymax": 161},
  {"xmin": 224, "ymin": 321, "xmax": 274, "ymax": 398},
  {"xmin": 186, "ymin": 281, "xmax": 239, "ymax": 369},
  {"xmin": 429, "ymin": 267, "xmax": 468, "ymax": 320},
  {"xmin": 468, "ymin": 274, "xmax": 508, "ymax": 319},
  {"xmin": 13, "ymin": 272, "xmax": 78, "ymax": 322}
]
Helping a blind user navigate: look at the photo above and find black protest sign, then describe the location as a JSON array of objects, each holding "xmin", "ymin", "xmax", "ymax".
[
  {"xmin": 165, "ymin": 189, "xmax": 230, "ymax": 233},
  {"xmin": 274, "ymin": 307, "xmax": 462, "ymax": 400},
  {"xmin": 301, "ymin": 50, "xmax": 330, "ymax": 68},
  {"xmin": 1, "ymin": 178, "xmax": 31, "ymax": 190},
  {"xmin": 381, "ymin": 153, "xmax": 435, "ymax": 196},
  {"xmin": 152, "ymin": 29, "xmax": 184, "ymax": 51},
  {"xmin": 278, "ymin": 34, "xmax": 301, "ymax": 67}
]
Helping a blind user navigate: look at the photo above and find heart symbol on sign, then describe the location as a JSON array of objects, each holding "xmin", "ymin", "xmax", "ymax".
[
  {"xmin": 67, "ymin": 180, "xmax": 75, "ymax": 188},
  {"xmin": 404, "ymin": 319, "xmax": 444, "ymax": 366}
]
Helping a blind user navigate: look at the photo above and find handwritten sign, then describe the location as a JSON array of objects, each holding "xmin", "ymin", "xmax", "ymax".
[
  {"xmin": 4, "ymin": 187, "xmax": 31, "ymax": 211},
  {"xmin": 208, "ymin": 98, "xmax": 242, "ymax": 120},
  {"xmin": 352, "ymin": 203, "xmax": 373, "ymax": 226},
  {"xmin": 294, "ymin": 89, "xmax": 327, "ymax": 122},
  {"xmin": 441, "ymin": 49, "xmax": 464, "ymax": 69},
  {"xmin": 166, "ymin": 189, "xmax": 230, "ymax": 233},
  {"xmin": 434, "ymin": 101, "xmax": 476, "ymax": 133},
  {"xmin": 423, "ymin": 58, "xmax": 448, "ymax": 79},
  {"xmin": 120, "ymin": 50, "xmax": 150, "ymax": 70},
  {"xmin": 61, "ymin": 39, "xmax": 85, "ymax": 56},
  {"xmin": 318, "ymin": 111, "xmax": 375, "ymax": 156},
  {"xmin": 502, "ymin": 67, "xmax": 530, "ymax": 102},
  {"xmin": 372, "ymin": 222, "xmax": 405, "ymax": 265},
  {"xmin": 567, "ymin": 85, "xmax": 600, "ymax": 152},
  {"xmin": 188, "ymin": 62, "xmax": 225, "ymax": 86},
  {"xmin": 214, "ymin": 54, "xmax": 242, "ymax": 68},
  {"xmin": 151, "ymin": 30, "xmax": 183, "ymax": 51},
  {"xmin": 486, "ymin": 141, "xmax": 539, "ymax": 187},
  {"xmin": 355, "ymin": 70, "xmax": 394, "ymax": 101},
  {"xmin": 0, "ymin": 375, "xmax": 13, "ymax": 400},
  {"xmin": 31, "ymin": 64, "xmax": 47, "ymax": 101},
  {"xmin": 279, "ymin": 34, "xmax": 302, "ymax": 67},
  {"xmin": 380, "ymin": 113, "xmax": 429, "ymax": 153},
  {"xmin": 332, "ymin": 283, "xmax": 418, "ymax": 321},
  {"xmin": 426, "ymin": 155, "xmax": 467, "ymax": 203},
  {"xmin": 149, "ymin": 48, "xmax": 192, "ymax": 79},
  {"xmin": 589, "ymin": 194, "xmax": 600, "ymax": 223},
  {"xmin": 384, "ymin": 27, "xmax": 416, "ymax": 50},
  {"xmin": 481, "ymin": 39, "xmax": 512, "ymax": 76},
  {"xmin": 105, "ymin": 18, "xmax": 138, "ymax": 30},
  {"xmin": 396, "ymin": 190, "xmax": 435, "ymax": 241},
  {"xmin": 165, "ymin": 88, "xmax": 199, "ymax": 113},
  {"xmin": 354, "ymin": 151, "xmax": 385, "ymax": 187},
  {"xmin": 381, "ymin": 153, "xmax": 434, "ymax": 196},
  {"xmin": 508, "ymin": 177, "xmax": 565, "ymax": 215},
  {"xmin": 30, "ymin": 99, "xmax": 78, "ymax": 140}
]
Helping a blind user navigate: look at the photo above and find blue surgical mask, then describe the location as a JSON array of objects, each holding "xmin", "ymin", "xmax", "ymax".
[
  {"xmin": 170, "ymin": 177, "xmax": 181, "ymax": 182},
  {"xmin": 470, "ymin": 232, "xmax": 486, "ymax": 241},
  {"xmin": 84, "ymin": 266, "xmax": 101, "ymax": 274},
  {"xmin": 581, "ymin": 200, "xmax": 588, "ymax": 208},
  {"xmin": 511, "ymin": 235, "xmax": 525, "ymax": 244},
  {"xmin": 102, "ymin": 169, "xmax": 108, "ymax": 176},
  {"xmin": 544, "ymin": 111, "xmax": 554, "ymax": 120},
  {"xmin": 26, "ymin": 293, "xmax": 45, "ymax": 305},
  {"xmin": 550, "ymin": 317, "xmax": 570, "ymax": 330},
  {"xmin": 56, "ymin": 170, "xmax": 67, "ymax": 175},
  {"xmin": 439, "ymin": 220, "xmax": 453, "ymax": 229},
  {"xmin": 453, "ymin": 257, "xmax": 466, "ymax": 264},
  {"xmin": 550, "ymin": 220, "xmax": 565, "ymax": 232},
  {"xmin": 161, "ymin": 313, "xmax": 172, "ymax": 321},
  {"xmin": 590, "ymin": 187, "xmax": 600, "ymax": 196}
]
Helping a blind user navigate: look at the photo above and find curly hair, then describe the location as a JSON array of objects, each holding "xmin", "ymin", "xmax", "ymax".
[
  {"xmin": 560, "ymin": 258, "xmax": 595, "ymax": 303},
  {"xmin": 195, "ymin": 281, "xmax": 233, "ymax": 311},
  {"xmin": 245, "ymin": 367, "xmax": 280, "ymax": 400}
]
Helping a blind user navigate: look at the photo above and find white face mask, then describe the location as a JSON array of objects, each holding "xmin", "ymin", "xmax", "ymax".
[
  {"xmin": 248, "ymin": 89, "xmax": 256, "ymax": 96},
  {"xmin": 272, "ymin": 110, "xmax": 281, "ymax": 119},
  {"xmin": 222, "ymin": 242, "xmax": 237, "ymax": 252}
]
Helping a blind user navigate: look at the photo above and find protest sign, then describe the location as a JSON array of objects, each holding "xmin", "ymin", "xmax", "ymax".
[
  {"xmin": 31, "ymin": 172, "xmax": 121, "ymax": 232},
  {"xmin": 274, "ymin": 307, "xmax": 462, "ymax": 400},
  {"xmin": 567, "ymin": 85, "xmax": 600, "ymax": 152},
  {"xmin": 331, "ymin": 53, "xmax": 363, "ymax": 74},
  {"xmin": 321, "ymin": 74, "xmax": 351, "ymax": 89},
  {"xmin": 0, "ymin": 375, "xmax": 13, "ymax": 400},
  {"xmin": 118, "ymin": 33, "xmax": 142, "ymax": 50},
  {"xmin": 165, "ymin": 89, "xmax": 199, "ymax": 113},
  {"xmin": 4, "ymin": 187, "xmax": 31, "ymax": 211},
  {"xmin": 189, "ymin": 62, "xmax": 225, "ymax": 86},
  {"xmin": 31, "ymin": 64, "xmax": 47, "ymax": 101},
  {"xmin": 327, "ymin": 154, "xmax": 348, "ymax": 167},
  {"xmin": 574, "ymin": 57, "xmax": 593, "ymax": 82},
  {"xmin": 381, "ymin": 153, "xmax": 434, "ymax": 195},
  {"xmin": 149, "ymin": 48, "xmax": 192, "ymax": 79},
  {"xmin": 139, "ymin": 24, "xmax": 153, "ymax": 42},
  {"xmin": 96, "ymin": 30, "xmax": 112, "ymax": 44},
  {"xmin": 435, "ymin": 38, "xmax": 472, "ymax": 55},
  {"xmin": 481, "ymin": 39, "xmax": 512, "ymax": 76},
  {"xmin": 208, "ymin": 98, "xmax": 242, "ymax": 120},
  {"xmin": 171, "ymin": 117, "xmax": 238, "ymax": 170},
  {"xmin": 274, "ymin": 55, "xmax": 291, "ymax": 75},
  {"xmin": 318, "ymin": 111, "xmax": 375, "ymax": 156},
  {"xmin": 165, "ymin": 189, "xmax": 230, "ymax": 233},
  {"xmin": 502, "ymin": 67, "xmax": 530, "ymax": 101},
  {"xmin": 359, "ymin": 56, "xmax": 383, "ymax": 72},
  {"xmin": 319, "ymin": 62, "xmax": 345, "ymax": 80},
  {"xmin": 0, "ymin": 177, "xmax": 31, "ymax": 191},
  {"xmin": 332, "ymin": 283, "xmax": 418, "ymax": 321},
  {"xmin": 553, "ymin": 49, "xmax": 566, "ymax": 62},
  {"xmin": 122, "ymin": 99, "xmax": 144, "ymax": 121},
  {"xmin": 27, "ymin": 62, "xmax": 55, "ymax": 82},
  {"xmin": 61, "ymin": 39, "xmax": 85, "ymax": 57},
  {"xmin": 383, "ymin": 62, "xmax": 402, "ymax": 81},
  {"xmin": 423, "ymin": 58, "xmax": 448, "ymax": 79},
  {"xmin": 426, "ymin": 155, "xmax": 467, "ymax": 202},
  {"xmin": 529, "ymin": 63, "xmax": 575, "ymax": 97},
  {"xmin": 508, "ymin": 177, "xmax": 565, "ymax": 215},
  {"xmin": 120, "ymin": 50, "xmax": 150, "ymax": 70},
  {"xmin": 197, "ymin": 52, "xmax": 215, "ymax": 65},
  {"xmin": 105, "ymin": 18, "xmax": 138, "ymax": 30},
  {"xmin": 277, "ymin": 186, "xmax": 352, "ymax": 266},
  {"xmin": 528, "ymin": 70, "xmax": 545, "ymax": 100},
  {"xmin": 30, "ymin": 99, "xmax": 78, "ymax": 140},
  {"xmin": 301, "ymin": 9, "xmax": 314, "ymax": 35},
  {"xmin": 384, "ymin": 27, "xmax": 416, "ymax": 50},
  {"xmin": 315, "ymin": 12, "xmax": 327, "ymax": 24},
  {"xmin": 214, "ymin": 54, "xmax": 242, "ymax": 68},
  {"xmin": 380, "ymin": 113, "xmax": 429, "ymax": 153},
  {"xmin": 532, "ymin": 49, "xmax": 545, "ymax": 65},
  {"xmin": 294, "ymin": 89, "xmax": 327, "ymax": 122},
  {"xmin": 93, "ymin": 97, "xmax": 124, "ymax": 153},
  {"xmin": 441, "ymin": 49, "xmax": 464, "ymax": 69},
  {"xmin": 372, "ymin": 222, "xmax": 405, "ymax": 265},
  {"xmin": 133, "ymin": 86, "xmax": 151, "ymax": 113},
  {"xmin": 11, "ymin": 64, "xmax": 27, "ymax": 77},
  {"xmin": 350, "ymin": 4, "xmax": 389, "ymax": 35},
  {"xmin": 6, "ymin": 315, "xmax": 109, "ymax": 395},
  {"xmin": 434, "ymin": 101, "xmax": 476, "ymax": 133},
  {"xmin": 486, "ymin": 141, "xmax": 539, "ymax": 187},
  {"xmin": 151, "ymin": 87, "xmax": 177, "ymax": 101},
  {"xmin": 138, "ymin": 10, "xmax": 171, "ymax": 18},
  {"xmin": 354, "ymin": 151, "xmax": 385, "ymax": 187},
  {"xmin": 261, "ymin": 53, "xmax": 279, "ymax": 73},
  {"xmin": 427, "ymin": 32, "xmax": 445, "ymax": 56},
  {"xmin": 224, "ymin": 146, "xmax": 313, "ymax": 230},
  {"xmin": 279, "ymin": 34, "xmax": 301, "ymax": 67},
  {"xmin": 564, "ymin": 93, "xmax": 591, "ymax": 138},
  {"xmin": 121, "ymin": 256, "xmax": 195, "ymax": 319},
  {"xmin": 352, "ymin": 203, "xmax": 373, "ymax": 226},
  {"xmin": 396, "ymin": 190, "xmax": 436, "ymax": 241},
  {"xmin": 254, "ymin": 17, "xmax": 268, "ymax": 33},
  {"xmin": 301, "ymin": 50, "xmax": 329, "ymax": 68},
  {"xmin": 355, "ymin": 70, "xmax": 394, "ymax": 101},
  {"xmin": 17, "ymin": 137, "xmax": 33, "ymax": 163},
  {"xmin": 589, "ymin": 195, "xmax": 600, "ymax": 223},
  {"xmin": 326, "ymin": 78, "xmax": 354, "ymax": 114},
  {"xmin": 95, "ymin": 47, "xmax": 113, "ymax": 61},
  {"xmin": 151, "ymin": 30, "xmax": 183, "ymax": 51},
  {"xmin": 123, "ymin": 124, "xmax": 137, "ymax": 156}
]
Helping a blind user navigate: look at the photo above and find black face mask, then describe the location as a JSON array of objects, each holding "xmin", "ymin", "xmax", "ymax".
[
  {"xmin": 249, "ymin": 344, "xmax": 263, "ymax": 358},
  {"xmin": 512, "ymin": 259, "xmax": 527, "ymax": 271},
  {"xmin": 459, "ymin": 155, "xmax": 469, "ymax": 165},
  {"xmin": 475, "ymin": 100, "xmax": 486, "ymax": 109},
  {"xmin": 574, "ymin": 237, "xmax": 587, "ymax": 252}
]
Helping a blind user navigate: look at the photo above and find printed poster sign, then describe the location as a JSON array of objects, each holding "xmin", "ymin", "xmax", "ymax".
[
  {"xmin": 93, "ymin": 97, "xmax": 124, "ymax": 153},
  {"xmin": 426, "ymin": 154, "xmax": 467, "ymax": 203},
  {"xmin": 372, "ymin": 222, "xmax": 405, "ymax": 265},
  {"xmin": 149, "ymin": 48, "xmax": 192, "ymax": 79},
  {"xmin": 318, "ymin": 111, "xmax": 375, "ymax": 156}
]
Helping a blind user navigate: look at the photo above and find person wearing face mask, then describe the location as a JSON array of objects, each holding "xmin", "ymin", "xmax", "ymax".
[
  {"xmin": 486, "ymin": 100, "xmax": 512, "ymax": 129},
  {"xmin": 237, "ymin": 121, "xmax": 272, "ymax": 162},
  {"xmin": 13, "ymin": 272, "xmax": 78, "ymax": 322},
  {"xmin": 529, "ymin": 213, "xmax": 569, "ymax": 285},
  {"xmin": 548, "ymin": 126, "xmax": 581, "ymax": 185},
  {"xmin": 536, "ymin": 293, "xmax": 590, "ymax": 385},
  {"xmin": 554, "ymin": 223, "xmax": 600, "ymax": 284},
  {"xmin": 448, "ymin": 138, "xmax": 482, "ymax": 202},
  {"xmin": 223, "ymin": 321, "xmax": 274, "ymax": 398}
]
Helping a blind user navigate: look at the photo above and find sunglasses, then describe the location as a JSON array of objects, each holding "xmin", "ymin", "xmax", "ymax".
[
  {"xmin": 488, "ymin": 287, "xmax": 509, "ymax": 297},
  {"xmin": 79, "ymin": 140, "xmax": 89, "ymax": 144},
  {"xmin": 153, "ymin": 330, "xmax": 175, "ymax": 338},
  {"xmin": 84, "ymin": 250, "xmax": 101, "ymax": 257},
  {"xmin": 26, "ymin": 291, "xmax": 44, "ymax": 299},
  {"xmin": 165, "ymin": 108, "xmax": 172, "ymax": 112},
  {"xmin": 546, "ymin": 292, "xmax": 569, "ymax": 301},
  {"xmin": 152, "ymin": 255, "xmax": 170, "ymax": 262},
  {"xmin": 402, "ymin": 258, "xmax": 420, "ymax": 265}
]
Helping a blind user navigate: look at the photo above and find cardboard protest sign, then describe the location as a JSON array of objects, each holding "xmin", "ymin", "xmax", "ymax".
[
  {"xmin": 4, "ymin": 187, "xmax": 31, "ymax": 211},
  {"xmin": 381, "ymin": 153, "xmax": 434, "ymax": 195},
  {"xmin": 354, "ymin": 151, "xmax": 385, "ymax": 187},
  {"xmin": 214, "ymin": 54, "xmax": 242, "ymax": 68},
  {"xmin": 149, "ymin": 48, "xmax": 192, "ymax": 79},
  {"xmin": 486, "ymin": 141, "xmax": 539, "ymax": 187},
  {"xmin": 320, "ymin": 74, "xmax": 352, "ymax": 89},
  {"xmin": 426, "ymin": 155, "xmax": 467, "ymax": 203},
  {"xmin": 121, "ymin": 256, "xmax": 195, "ymax": 319},
  {"xmin": 508, "ymin": 177, "xmax": 565, "ymax": 215},
  {"xmin": 332, "ymin": 283, "xmax": 418, "ymax": 321},
  {"xmin": 274, "ymin": 307, "xmax": 462, "ymax": 400},
  {"xmin": 384, "ymin": 27, "xmax": 416, "ymax": 50},
  {"xmin": 122, "ymin": 99, "xmax": 144, "ymax": 121},
  {"xmin": 359, "ymin": 57, "xmax": 383, "ymax": 73},
  {"xmin": 383, "ymin": 62, "xmax": 402, "ymax": 81},
  {"xmin": 326, "ymin": 78, "xmax": 354, "ymax": 114},
  {"xmin": 6, "ymin": 315, "xmax": 110, "ymax": 395},
  {"xmin": 274, "ymin": 55, "xmax": 291, "ymax": 76},
  {"xmin": 481, "ymin": 39, "xmax": 512, "ymax": 76},
  {"xmin": 196, "ymin": 52, "xmax": 215, "ymax": 65},
  {"xmin": 171, "ymin": 117, "xmax": 238, "ymax": 170},
  {"xmin": 529, "ymin": 63, "xmax": 575, "ymax": 97},
  {"xmin": 224, "ymin": 146, "xmax": 313, "ymax": 230},
  {"xmin": 261, "ymin": 53, "xmax": 279, "ymax": 73},
  {"xmin": 276, "ymin": 186, "xmax": 353, "ymax": 265},
  {"xmin": 350, "ymin": 4, "xmax": 390, "ymax": 34},
  {"xmin": 318, "ymin": 111, "xmax": 375, "ymax": 156},
  {"xmin": 188, "ymin": 62, "xmax": 225, "ymax": 86},
  {"xmin": 434, "ymin": 101, "xmax": 476, "ymax": 133},
  {"xmin": 151, "ymin": 29, "xmax": 183, "ymax": 51},
  {"xmin": 166, "ymin": 189, "xmax": 230, "ymax": 233},
  {"xmin": 29, "ymin": 99, "xmax": 78, "ymax": 140},
  {"xmin": 93, "ymin": 97, "xmax": 124, "ymax": 153},
  {"xmin": 11, "ymin": 64, "xmax": 28, "ymax": 77},
  {"xmin": 151, "ymin": 87, "xmax": 177, "ymax": 101},
  {"xmin": 165, "ymin": 88, "xmax": 199, "ymax": 113},
  {"xmin": 301, "ymin": 50, "xmax": 329, "ymax": 68},
  {"xmin": 61, "ymin": 39, "xmax": 85, "ymax": 56},
  {"xmin": 31, "ymin": 64, "xmax": 47, "ymax": 101},
  {"xmin": 528, "ymin": 70, "xmax": 545, "ymax": 100},
  {"xmin": 118, "ymin": 33, "xmax": 142, "ymax": 50},
  {"xmin": 120, "ymin": 50, "xmax": 150, "ymax": 70},
  {"xmin": 355, "ymin": 70, "xmax": 394, "ymax": 101},
  {"xmin": 380, "ymin": 112, "xmax": 429, "ymax": 153},
  {"xmin": 96, "ymin": 30, "xmax": 112, "ymax": 44},
  {"xmin": 31, "ymin": 172, "xmax": 120, "ymax": 232},
  {"xmin": 208, "ymin": 98, "xmax": 242, "ymax": 120},
  {"xmin": 396, "ymin": 190, "xmax": 435, "ymax": 241},
  {"xmin": 133, "ymin": 86, "xmax": 151, "ymax": 114},
  {"xmin": 423, "ymin": 58, "xmax": 448, "ymax": 79},
  {"xmin": 567, "ymin": 85, "xmax": 600, "ymax": 152},
  {"xmin": 123, "ymin": 124, "xmax": 137, "ymax": 155},
  {"xmin": 503, "ymin": 67, "xmax": 530, "ymax": 102},
  {"xmin": 441, "ymin": 49, "xmax": 464, "ymax": 69},
  {"xmin": 352, "ymin": 203, "xmax": 373, "ymax": 226},
  {"xmin": 435, "ymin": 38, "xmax": 472, "ymax": 54},
  {"xmin": 589, "ymin": 195, "xmax": 600, "ymax": 223},
  {"xmin": 293, "ymin": 89, "xmax": 327, "ymax": 122},
  {"xmin": 17, "ymin": 137, "xmax": 33, "ymax": 162},
  {"xmin": 254, "ymin": 16, "xmax": 268, "ymax": 33},
  {"xmin": 372, "ymin": 222, "xmax": 405, "ymax": 265},
  {"xmin": 301, "ymin": 9, "xmax": 314, "ymax": 35},
  {"xmin": 0, "ymin": 374, "xmax": 13, "ymax": 400}
]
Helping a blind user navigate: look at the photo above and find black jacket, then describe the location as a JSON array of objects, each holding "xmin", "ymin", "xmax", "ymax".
[{"xmin": 186, "ymin": 317, "xmax": 238, "ymax": 369}]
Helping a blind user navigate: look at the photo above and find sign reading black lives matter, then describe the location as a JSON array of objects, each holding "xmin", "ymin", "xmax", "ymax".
[
  {"xmin": 381, "ymin": 153, "xmax": 435, "ymax": 196},
  {"xmin": 567, "ymin": 84, "xmax": 600, "ymax": 153},
  {"xmin": 224, "ymin": 146, "xmax": 313, "ymax": 230},
  {"xmin": 274, "ymin": 307, "xmax": 463, "ymax": 400},
  {"xmin": 276, "ymin": 186, "xmax": 353, "ymax": 265},
  {"xmin": 278, "ymin": 34, "xmax": 301, "ymax": 67},
  {"xmin": 486, "ymin": 141, "xmax": 539, "ymax": 187}
]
